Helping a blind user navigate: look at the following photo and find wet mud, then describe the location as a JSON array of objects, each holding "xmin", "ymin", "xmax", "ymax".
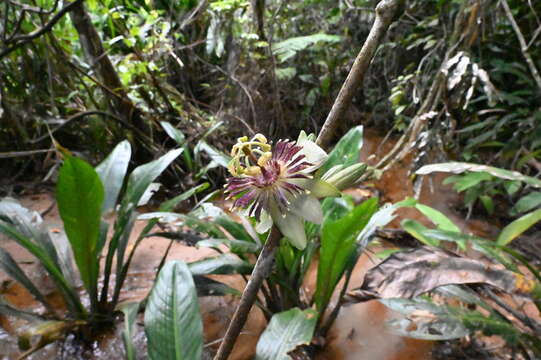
[{"xmin": 0, "ymin": 130, "xmax": 523, "ymax": 359}]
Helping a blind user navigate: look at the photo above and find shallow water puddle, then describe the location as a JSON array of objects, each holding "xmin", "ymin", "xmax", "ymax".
[{"xmin": 0, "ymin": 130, "xmax": 507, "ymax": 359}]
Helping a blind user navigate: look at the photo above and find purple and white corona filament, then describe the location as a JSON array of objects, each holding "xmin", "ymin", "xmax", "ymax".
[{"xmin": 225, "ymin": 133, "xmax": 338, "ymax": 249}]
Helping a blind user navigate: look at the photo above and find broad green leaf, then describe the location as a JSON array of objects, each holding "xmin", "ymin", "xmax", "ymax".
[
  {"xmin": 401, "ymin": 219, "xmax": 440, "ymax": 247},
  {"xmin": 57, "ymin": 155, "xmax": 104, "ymax": 305},
  {"xmin": 255, "ymin": 308, "xmax": 318, "ymax": 360},
  {"xmin": 504, "ymin": 180, "xmax": 522, "ymax": 195},
  {"xmin": 145, "ymin": 261, "xmax": 203, "ymax": 360},
  {"xmin": 317, "ymin": 126, "xmax": 363, "ymax": 175},
  {"xmin": 315, "ymin": 198, "xmax": 378, "ymax": 312},
  {"xmin": 160, "ymin": 121, "xmax": 186, "ymax": 145},
  {"xmin": 106, "ymin": 149, "xmax": 183, "ymax": 302},
  {"xmin": 0, "ymin": 247, "xmax": 53, "ymax": 312},
  {"xmin": 417, "ymin": 162, "xmax": 541, "ymax": 188},
  {"xmin": 496, "ymin": 208, "xmax": 541, "ymax": 246},
  {"xmin": 188, "ymin": 254, "xmax": 253, "ymax": 275},
  {"xmin": 122, "ymin": 148, "xmax": 183, "ymax": 208},
  {"xmin": 275, "ymin": 67, "xmax": 297, "ymax": 80},
  {"xmin": 120, "ymin": 302, "xmax": 139, "ymax": 360},
  {"xmin": 513, "ymin": 191, "xmax": 541, "ymax": 214},
  {"xmin": 96, "ymin": 140, "xmax": 132, "ymax": 214}
]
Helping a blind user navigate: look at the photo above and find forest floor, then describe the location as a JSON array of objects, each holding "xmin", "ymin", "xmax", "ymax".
[{"xmin": 0, "ymin": 129, "xmax": 528, "ymax": 360}]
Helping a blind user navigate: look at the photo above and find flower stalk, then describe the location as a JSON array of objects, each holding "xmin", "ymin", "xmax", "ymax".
[{"xmin": 213, "ymin": 226, "xmax": 282, "ymax": 360}]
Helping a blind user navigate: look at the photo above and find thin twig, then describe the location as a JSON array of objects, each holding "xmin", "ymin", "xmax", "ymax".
[
  {"xmin": 213, "ymin": 226, "xmax": 282, "ymax": 360},
  {"xmin": 28, "ymin": 111, "xmax": 122, "ymax": 144},
  {"xmin": 0, "ymin": 0, "xmax": 84, "ymax": 58},
  {"xmin": 0, "ymin": 149, "xmax": 55, "ymax": 158},
  {"xmin": 7, "ymin": 0, "xmax": 59, "ymax": 14}
]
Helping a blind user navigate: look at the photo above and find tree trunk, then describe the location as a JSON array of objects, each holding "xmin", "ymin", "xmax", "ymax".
[
  {"xmin": 251, "ymin": 0, "xmax": 266, "ymax": 41},
  {"xmin": 68, "ymin": 1, "xmax": 144, "ymax": 130}
]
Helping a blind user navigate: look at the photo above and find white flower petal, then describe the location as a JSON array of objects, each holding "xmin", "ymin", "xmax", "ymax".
[
  {"xmin": 255, "ymin": 210, "xmax": 273, "ymax": 234},
  {"xmin": 270, "ymin": 205, "xmax": 307, "ymax": 250},
  {"xmin": 289, "ymin": 194, "xmax": 323, "ymax": 224},
  {"xmin": 296, "ymin": 139, "xmax": 328, "ymax": 172}
]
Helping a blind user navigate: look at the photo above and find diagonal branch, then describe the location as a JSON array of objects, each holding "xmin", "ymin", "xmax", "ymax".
[
  {"xmin": 316, "ymin": 0, "xmax": 403, "ymax": 150},
  {"xmin": 213, "ymin": 226, "xmax": 282, "ymax": 360},
  {"xmin": 500, "ymin": 0, "xmax": 541, "ymax": 92}
]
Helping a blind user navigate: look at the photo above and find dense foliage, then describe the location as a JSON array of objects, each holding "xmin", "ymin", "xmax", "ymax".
[{"xmin": 1, "ymin": 0, "xmax": 541, "ymax": 359}]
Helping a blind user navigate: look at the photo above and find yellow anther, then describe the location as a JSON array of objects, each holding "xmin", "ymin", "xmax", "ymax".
[
  {"xmin": 238, "ymin": 136, "xmax": 249, "ymax": 143},
  {"xmin": 245, "ymin": 166, "xmax": 262, "ymax": 176},
  {"xmin": 252, "ymin": 134, "xmax": 267, "ymax": 144},
  {"xmin": 258, "ymin": 152, "xmax": 272, "ymax": 166}
]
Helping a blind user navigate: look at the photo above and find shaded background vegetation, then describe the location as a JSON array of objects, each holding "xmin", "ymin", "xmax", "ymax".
[{"xmin": 1, "ymin": 0, "xmax": 540, "ymax": 204}]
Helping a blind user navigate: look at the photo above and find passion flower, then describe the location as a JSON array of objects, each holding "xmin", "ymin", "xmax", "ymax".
[{"xmin": 225, "ymin": 133, "xmax": 339, "ymax": 249}]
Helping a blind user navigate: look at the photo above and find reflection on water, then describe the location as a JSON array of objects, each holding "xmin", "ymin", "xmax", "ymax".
[{"xmin": 1, "ymin": 131, "xmax": 503, "ymax": 359}]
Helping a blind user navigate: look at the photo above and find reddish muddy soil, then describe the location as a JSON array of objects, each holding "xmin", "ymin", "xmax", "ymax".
[{"xmin": 0, "ymin": 129, "xmax": 516, "ymax": 360}]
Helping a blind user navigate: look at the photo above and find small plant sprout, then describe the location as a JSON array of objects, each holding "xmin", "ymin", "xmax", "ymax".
[{"xmin": 225, "ymin": 132, "xmax": 339, "ymax": 249}]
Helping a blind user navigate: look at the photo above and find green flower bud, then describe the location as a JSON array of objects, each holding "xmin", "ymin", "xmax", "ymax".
[
  {"xmin": 324, "ymin": 163, "xmax": 368, "ymax": 190},
  {"xmin": 320, "ymin": 164, "xmax": 345, "ymax": 181}
]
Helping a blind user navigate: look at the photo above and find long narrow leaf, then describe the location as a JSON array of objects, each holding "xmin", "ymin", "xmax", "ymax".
[
  {"xmin": 0, "ymin": 248, "xmax": 54, "ymax": 314},
  {"xmin": 102, "ymin": 149, "xmax": 182, "ymax": 304},
  {"xmin": 120, "ymin": 302, "xmax": 139, "ymax": 360},
  {"xmin": 416, "ymin": 162, "xmax": 541, "ymax": 188},
  {"xmin": 160, "ymin": 121, "xmax": 186, "ymax": 145},
  {"xmin": 188, "ymin": 254, "xmax": 253, "ymax": 276},
  {"xmin": 315, "ymin": 198, "xmax": 377, "ymax": 312},
  {"xmin": 0, "ymin": 221, "xmax": 84, "ymax": 315},
  {"xmin": 497, "ymin": 208, "xmax": 541, "ymax": 246},
  {"xmin": 0, "ymin": 296, "xmax": 43, "ymax": 321},
  {"xmin": 122, "ymin": 148, "xmax": 183, "ymax": 208},
  {"xmin": 96, "ymin": 140, "xmax": 132, "ymax": 214}
]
